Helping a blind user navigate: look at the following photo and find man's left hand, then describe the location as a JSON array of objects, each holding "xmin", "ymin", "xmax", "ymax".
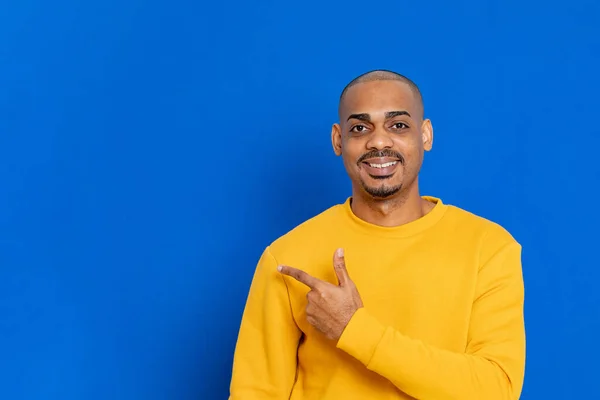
[{"xmin": 278, "ymin": 248, "xmax": 364, "ymax": 341}]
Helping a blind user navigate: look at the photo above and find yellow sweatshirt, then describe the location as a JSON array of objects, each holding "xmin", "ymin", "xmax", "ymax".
[{"xmin": 229, "ymin": 197, "xmax": 525, "ymax": 400}]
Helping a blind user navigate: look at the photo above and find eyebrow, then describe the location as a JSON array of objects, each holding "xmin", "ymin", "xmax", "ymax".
[
  {"xmin": 385, "ymin": 110, "xmax": 411, "ymax": 119},
  {"xmin": 347, "ymin": 113, "xmax": 371, "ymax": 122},
  {"xmin": 347, "ymin": 110, "xmax": 412, "ymax": 122}
]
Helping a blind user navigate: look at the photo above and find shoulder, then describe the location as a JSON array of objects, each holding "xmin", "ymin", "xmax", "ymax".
[
  {"xmin": 441, "ymin": 201, "xmax": 520, "ymax": 258},
  {"xmin": 267, "ymin": 201, "xmax": 345, "ymax": 256},
  {"xmin": 446, "ymin": 203, "xmax": 515, "ymax": 238}
]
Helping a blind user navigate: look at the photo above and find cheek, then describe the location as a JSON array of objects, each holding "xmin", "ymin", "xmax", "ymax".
[
  {"xmin": 403, "ymin": 148, "xmax": 425, "ymax": 177},
  {"xmin": 395, "ymin": 136, "xmax": 422, "ymax": 160},
  {"xmin": 341, "ymin": 148, "xmax": 360, "ymax": 169}
]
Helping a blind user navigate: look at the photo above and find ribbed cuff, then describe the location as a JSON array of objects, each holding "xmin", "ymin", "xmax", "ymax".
[{"xmin": 336, "ymin": 307, "xmax": 386, "ymax": 367}]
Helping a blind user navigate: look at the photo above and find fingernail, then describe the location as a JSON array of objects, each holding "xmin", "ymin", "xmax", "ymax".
[
  {"xmin": 336, "ymin": 248, "xmax": 344, "ymax": 257},
  {"xmin": 277, "ymin": 266, "xmax": 282, "ymax": 272}
]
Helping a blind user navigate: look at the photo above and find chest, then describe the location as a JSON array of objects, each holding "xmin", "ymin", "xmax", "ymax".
[{"xmin": 289, "ymin": 246, "xmax": 479, "ymax": 351}]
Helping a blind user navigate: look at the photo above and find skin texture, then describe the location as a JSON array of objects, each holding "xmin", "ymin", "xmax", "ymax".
[{"xmin": 279, "ymin": 78, "xmax": 435, "ymax": 341}]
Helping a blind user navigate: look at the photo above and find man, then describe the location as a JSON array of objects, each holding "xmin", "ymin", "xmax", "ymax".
[{"xmin": 228, "ymin": 70, "xmax": 526, "ymax": 400}]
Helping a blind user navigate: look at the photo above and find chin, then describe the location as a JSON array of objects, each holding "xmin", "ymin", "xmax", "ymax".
[{"xmin": 361, "ymin": 182, "xmax": 403, "ymax": 199}]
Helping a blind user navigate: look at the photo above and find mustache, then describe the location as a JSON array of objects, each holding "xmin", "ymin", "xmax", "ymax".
[{"xmin": 356, "ymin": 149, "xmax": 405, "ymax": 165}]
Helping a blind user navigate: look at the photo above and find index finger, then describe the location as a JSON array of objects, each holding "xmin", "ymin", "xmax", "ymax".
[{"xmin": 278, "ymin": 265, "xmax": 323, "ymax": 290}]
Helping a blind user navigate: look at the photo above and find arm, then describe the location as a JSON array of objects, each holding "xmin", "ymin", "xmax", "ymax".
[
  {"xmin": 229, "ymin": 247, "xmax": 302, "ymax": 399},
  {"xmin": 336, "ymin": 241, "xmax": 526, "ymax": 400}
]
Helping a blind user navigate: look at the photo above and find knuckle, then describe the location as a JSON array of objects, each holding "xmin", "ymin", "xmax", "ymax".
[{"xmin": 312, "ymin": 291, "xmax": 323, "ymax": 300}]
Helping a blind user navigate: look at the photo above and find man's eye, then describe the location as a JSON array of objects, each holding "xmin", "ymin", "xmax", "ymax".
[
  {"xmin": 393, "ymin": 122, "xmax": 408, "ymax": 129},
  {"xmin": 351, "ymin": 125, "xmax": 367, "ymax": 133}
]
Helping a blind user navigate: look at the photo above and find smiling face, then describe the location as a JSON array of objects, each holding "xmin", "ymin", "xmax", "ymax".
[{"xmin": 332, "ymin": 79, "xmax": 433, "ymax": 200}]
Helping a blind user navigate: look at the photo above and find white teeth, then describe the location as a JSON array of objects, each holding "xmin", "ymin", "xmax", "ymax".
[{"xmin": 368, "ymin": 161, "xmax": 397, "ymax": 168}]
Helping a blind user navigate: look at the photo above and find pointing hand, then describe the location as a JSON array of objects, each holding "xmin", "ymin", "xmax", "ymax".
[{"xmin": 278, "ymin": 248, "xmax": 364, "ymax": 341}]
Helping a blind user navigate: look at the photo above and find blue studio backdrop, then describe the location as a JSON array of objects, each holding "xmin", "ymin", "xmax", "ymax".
[{"xmin": 1, "ymin": 1, "xmax": 599, "ymax": 399}]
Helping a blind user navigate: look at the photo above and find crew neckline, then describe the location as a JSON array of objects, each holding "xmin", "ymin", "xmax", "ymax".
[{"xmin": 341, "ymin": 196, "xmax": 448, "ymax": 238}]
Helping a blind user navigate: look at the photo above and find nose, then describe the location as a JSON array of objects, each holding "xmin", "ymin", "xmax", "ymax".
[{"xmin": 365, "ymin": 128, "xmax": 394, "ymax": 150}]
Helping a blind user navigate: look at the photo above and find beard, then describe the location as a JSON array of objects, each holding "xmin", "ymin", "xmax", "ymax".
[
  {"xmin": 360, "ymin": 179, "xmax": 403, "ymax": 198},
  {"xmin": 355, "ymin": 149, "xmax": 406, "ymax": 198}
]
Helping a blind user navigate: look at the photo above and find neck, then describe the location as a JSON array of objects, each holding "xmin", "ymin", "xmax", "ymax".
[{"xmin": 350, "ymin": 180, "xmax": 434, "ymax": 228}]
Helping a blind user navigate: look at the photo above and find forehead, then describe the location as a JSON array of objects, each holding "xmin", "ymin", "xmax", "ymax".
[{"xmin": 339, "ymin": 80, "xmax": 420, "ymax": 120}]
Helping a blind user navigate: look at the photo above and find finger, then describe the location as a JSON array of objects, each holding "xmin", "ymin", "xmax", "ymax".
[
  {"xmin": 333, "ymin": 248, "xmax": 350, "ymax": 286},
  {"xmin": 278, "ymin": 265, "xmax": 322, "ymax": 290}
]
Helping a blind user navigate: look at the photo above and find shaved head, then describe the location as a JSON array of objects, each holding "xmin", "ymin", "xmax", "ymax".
[{"xmin": 339, "ymin": 70, "xmax": 424, "ymax": 119}]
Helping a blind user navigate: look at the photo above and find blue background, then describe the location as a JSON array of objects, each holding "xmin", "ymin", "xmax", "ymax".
[{"xmin": 1, "ymin": 0, "xmax": 599, "ymax": 399}]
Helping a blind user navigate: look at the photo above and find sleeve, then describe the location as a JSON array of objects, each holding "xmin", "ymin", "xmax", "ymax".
[
  {"xmin": 336, "ymin": 240, "xmax": 526, "ymax": 400},
  {"xmin": 229, "ymin": 246, "xmax": 302, "ymax": 399}
]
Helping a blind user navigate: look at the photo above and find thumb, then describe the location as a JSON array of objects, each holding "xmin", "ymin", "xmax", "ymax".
[{"xmin": 333, "ymin": 248, "xmax": 350, "ymax": 286}]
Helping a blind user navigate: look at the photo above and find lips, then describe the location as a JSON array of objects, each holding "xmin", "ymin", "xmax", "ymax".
[{"xmin": 361, "ymin": 157, "xmax": 400, "ymax": 177}]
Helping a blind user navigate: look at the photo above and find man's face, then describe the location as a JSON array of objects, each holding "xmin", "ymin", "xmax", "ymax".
[{"xmin": 332, "ymin": 80, "xmax": 433, "ymax": 200}]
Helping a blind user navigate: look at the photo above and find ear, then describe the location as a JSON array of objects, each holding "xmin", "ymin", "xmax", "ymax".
[
  {"xmin": 331, "ymin": 123, "xmax": 342, "ymax": 156},
  {"xmin": 421, "ymin": 119, "xmax": 433, "ymax": 151}
]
